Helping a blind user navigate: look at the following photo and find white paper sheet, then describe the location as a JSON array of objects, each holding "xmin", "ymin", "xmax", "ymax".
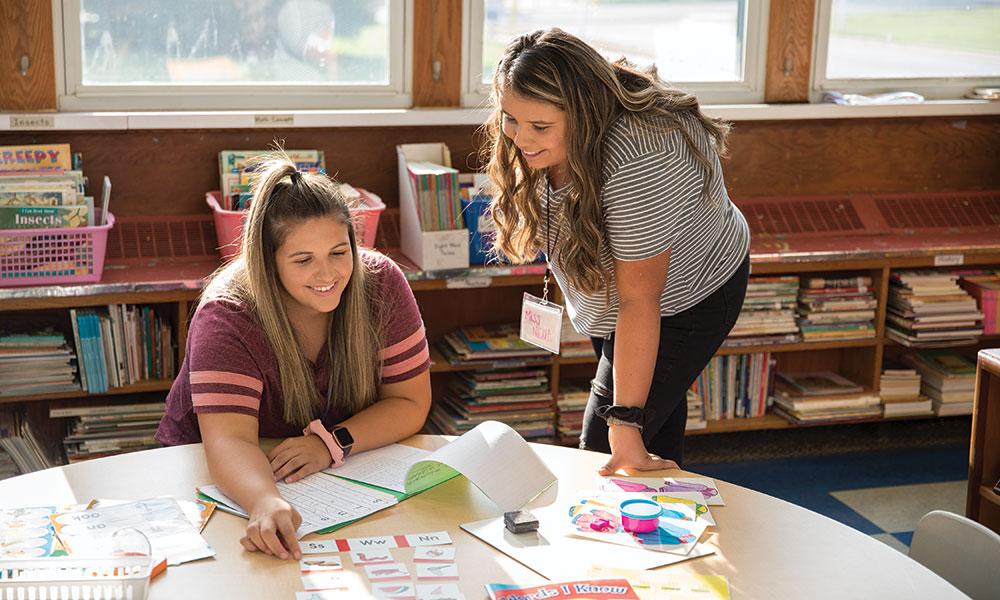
[
  {"xmin": 325, "ymin": 421, "xmax": 556, "ymax": 513},
  {"xmin": 199, "ymin": 471, "xmax": 398, "ymax": 538},
  {"xmin": 324, "ymin": 443, "xmax": 437, "ymax": 494},
  {"xmin": 408, "ymin": 421, "xmax": 557, "ymax": 512},
  {"xmin": 50, "ymin": 497, "xmax": 214, "ymax": 565}
]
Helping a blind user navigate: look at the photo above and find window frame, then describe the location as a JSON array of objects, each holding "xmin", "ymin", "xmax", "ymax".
[
  {"xmin": 811, "ymin": 0, "xmax": 1000, "ymax": 102},
  {"xmin": 54, "ymin": 0, "xmax": 413, "ymax": 111},
  {"xmin": 462, "ymin": 0, "xmax": 771, "ymax": 108}
]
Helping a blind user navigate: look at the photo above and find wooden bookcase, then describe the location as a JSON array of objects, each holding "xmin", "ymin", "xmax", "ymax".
[
  {"xmin": 2, "ymin": 240, "xmax": 999, "ymax": 460},
  {"xmin": 968, "ymin": 348, "xmax": 1000, "ymax": 534}
]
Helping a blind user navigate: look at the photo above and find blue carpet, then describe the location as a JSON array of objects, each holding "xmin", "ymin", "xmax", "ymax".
[{"xmin": 689, "ymin": 445, "xmax": 968, "ymax": 544}]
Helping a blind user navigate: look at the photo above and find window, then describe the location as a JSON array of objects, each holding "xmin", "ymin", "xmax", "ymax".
[
  {"xmin": 813, "ymin": 0, "xmax": 1000, "ymax": 100},
  {"xmin": 56, "ymin": 0, "xmax": 409, "ymax": 110},
  {"xmin": 464, "ymin": 0, "xmax": 768, "ymax": 106}
]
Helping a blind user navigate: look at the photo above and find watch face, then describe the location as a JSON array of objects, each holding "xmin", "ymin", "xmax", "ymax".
[{"xmin": 332, "ymin": 426, "xmax": 354, "ymax": 448}]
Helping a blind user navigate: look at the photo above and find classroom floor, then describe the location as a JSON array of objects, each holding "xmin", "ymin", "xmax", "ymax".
[{"xmin": 685, "ymin": 417, "xmax": 970, "ymax": 553}]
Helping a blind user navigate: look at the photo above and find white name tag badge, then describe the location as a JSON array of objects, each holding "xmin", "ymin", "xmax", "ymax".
[{"xmin": 520, "ymin": 292, "xmax": 563, "ymax": 354}]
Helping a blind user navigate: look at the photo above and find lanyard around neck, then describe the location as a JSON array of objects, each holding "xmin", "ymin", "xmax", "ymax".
[{"xmin": 544, "ymin": 176, "xmax": 561, "ymax": 303}]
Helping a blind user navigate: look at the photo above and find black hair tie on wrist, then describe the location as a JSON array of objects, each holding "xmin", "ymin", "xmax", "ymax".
[{"xmin": 596, "ymin": 404, "xmax": 645, "ymax": 426}]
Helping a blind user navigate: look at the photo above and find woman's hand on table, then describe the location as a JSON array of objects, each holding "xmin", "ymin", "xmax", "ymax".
[
  {"xmin": 267, "ymin": 435, "xmax": 332, "ymax": 483},
  {"xmin": 599, "ymin": 425, "xmax": 678, "ymax": 476},
  {"xmin": 242, "ymin": 495, "xmax": 302, "ymax": 560}
]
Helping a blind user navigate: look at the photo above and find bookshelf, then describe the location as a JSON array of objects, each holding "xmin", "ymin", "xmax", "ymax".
[
  {"xmin": 2, "ymin": 221, "xmax": 999, "ymax": 470},
  {"xmin": 968, "ymin": 348, "xmax": 1000, "ymax": 534}
]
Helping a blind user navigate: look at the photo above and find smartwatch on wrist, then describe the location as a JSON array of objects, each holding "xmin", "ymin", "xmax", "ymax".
[
  {"xmin": 331, "ymin": 425, "xmax": 354, "ymax": 458},
  {"xmin": 595, "ymin": 405, "xmax": 645, "ymax": 429},
  {"xmin": 303, "ymin": 419, "xmax": 344, "ymax": 467}
]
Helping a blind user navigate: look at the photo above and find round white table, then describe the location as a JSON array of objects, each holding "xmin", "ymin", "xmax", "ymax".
[{"xmin": 0, "ymin": 436, "xmax": 965, "ymax": 599}]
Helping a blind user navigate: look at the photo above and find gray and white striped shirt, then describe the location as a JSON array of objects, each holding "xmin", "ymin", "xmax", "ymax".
[{"xmin": 540, "ymin": 111, "xmax": 750, "ymax": 338}]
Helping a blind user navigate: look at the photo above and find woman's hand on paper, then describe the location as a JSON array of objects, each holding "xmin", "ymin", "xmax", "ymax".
[
  {"xmin": 268, "ymin": 434, "xmax": 332, "ymax": 483},
  {"xmin": 598, "ymin": 425, "xmax": 678, "ymax": 476},
  {"xmin": 242, "ymin": 495, "xmax": 302, "ymax": 560}
]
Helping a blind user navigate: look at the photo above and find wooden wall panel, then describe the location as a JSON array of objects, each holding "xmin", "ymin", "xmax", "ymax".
[
  {"xmin": 0, "ymin": 116, "xmax": 996, "ymax": 218},
  {"xmin": 412, "ymin": 0, "xmax": 463, "ymax": 107},
  {"xmin": 0, "ymin": 0, "xmax": 57, "ymax": 111},
  {"xmin": 723, "ymin": 117, "xmax": 1000, "ymax": 196},
  {"xmin": 765, "ymin": 0, "xmax": 817, "ymax": 103}
]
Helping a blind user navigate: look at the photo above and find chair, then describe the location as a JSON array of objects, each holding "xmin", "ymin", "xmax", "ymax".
[{"xmin": 909, "ymin": 510, "xmax": 1000, "ymax": 599}]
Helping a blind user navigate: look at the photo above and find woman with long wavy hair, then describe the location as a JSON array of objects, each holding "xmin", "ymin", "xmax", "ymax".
[
  {"xmin": 156, "ymin": 153, "xmax": 431, "ymax": 560},
  {"xmin": 484, "ymin": 28, "xmax": 750, "ymax": 474}
]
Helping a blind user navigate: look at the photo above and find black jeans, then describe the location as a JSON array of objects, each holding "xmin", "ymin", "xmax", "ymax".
[{"xmin": 581, "ymin": 254, "xmax": 749, "ymax": 467}]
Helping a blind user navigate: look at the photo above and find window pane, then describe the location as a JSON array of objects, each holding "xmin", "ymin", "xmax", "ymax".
[
  {"xmin": 481, "ymin": 0, "xmax": 746, "ymax": 85},
  {"xmin": 827, "ymin": 0, "xmax": 1000, "ymax": 79},
  {"xmin": 79, "ymin": 0, "xmax": 389, "ymax": 85}
]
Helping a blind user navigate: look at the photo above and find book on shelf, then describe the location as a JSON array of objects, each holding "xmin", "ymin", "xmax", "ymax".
[
  {"xmin": 693, "ymin": 352, "xmax": 774, "ymax": 420},
  {"xmin": 804, "ymin": 275, "xmax": 872, "ymax": 290},
  {"xmin": 881, "ymin": 396, "xmax": 933, "ymax": 418},
  {"xmin": 0, "ymin": 408, "xmax": 61, "ymax": 473},
  {"xmin": 776, "ymin": 371, "xmax": 863, "ymax": 396},
  {"xmin": 0, "ymin": 144, "xmax": 73, "ymax": 173},
  {"xmin": 0, "ymin": 331, "xmax": 81, "ymax": 397},
  {"xmin": 438, "ymin": 324, "xmax": 551, "ymax": 366},
  {"xmin": 51, "ymin": 401, "xmax": 165, "ymax": 463},
  {"xmin": 69, "ymin": 305, "xmax": 176, "ymax": 394},
  {"xmin": 218, "ymin": 149, "xmax": 326, "ymax": 210},
  {"xmin": 405, "ymin": 161, "xmax": 462, "ymax": 232},
  {"xmin": 887, "ymin": 270, "xmax": 984, "ymax": 348}
]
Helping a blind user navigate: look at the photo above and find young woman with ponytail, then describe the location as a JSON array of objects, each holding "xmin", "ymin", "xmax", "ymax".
[
  {"xmin": 484, "ymin": 28, "xmax": 750, "ymax": 475},
  {"xmin": 157, "ymin": 153, "xmax": 431, "ymax": 560}
]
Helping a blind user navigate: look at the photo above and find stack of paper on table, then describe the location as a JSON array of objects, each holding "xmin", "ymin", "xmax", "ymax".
[
  {"xmin": 50, "ymin": 497, "xmax": 214, "ymax": 565},
  {"xmin": 461, "ymin": 476, "xmax": 723, "ymax": 581}
]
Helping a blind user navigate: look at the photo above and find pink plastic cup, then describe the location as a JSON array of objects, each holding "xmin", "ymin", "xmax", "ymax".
[{"xmin": 619, "ymin": 499, "xmax": 662, "ymax": 533}]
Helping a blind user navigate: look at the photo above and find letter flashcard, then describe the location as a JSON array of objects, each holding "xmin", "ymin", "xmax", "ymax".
[
  {"xmin": 413, "ymin": 546, "xmax": 455, "ymax": 563},
  {"xmin": 364, "ymin": 562, "xmax": 410, "ymax": 581},
  {"xmin": 351, "ymin": 548, "xmax": 394, "ymax": 565},
  {"xmin": 416, "ymin": 563, "xmax": 459, "ymax": 581}
]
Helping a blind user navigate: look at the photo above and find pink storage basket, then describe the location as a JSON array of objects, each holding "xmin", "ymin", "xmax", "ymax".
[
  {"xmin": 0, "ymin": 211, "xmax": 115, "ymax": 287},
  {"xmin": 206, "ymin": 189, "xmax": 386, "ymax": 261}
]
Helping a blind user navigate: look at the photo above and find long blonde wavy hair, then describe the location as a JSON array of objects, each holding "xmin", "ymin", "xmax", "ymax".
[
  {"xmin": 201, "ymin": 152, "xmax": 382, "ymax": 427},
  {"xmin": 483, "ymin": 28, "xmax": 731, "ymax": 295}
]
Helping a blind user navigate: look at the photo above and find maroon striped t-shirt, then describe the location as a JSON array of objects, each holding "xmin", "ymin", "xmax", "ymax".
[{"xmin": 155, "ymin": 251, "xmax": 430, "ymax": 445}]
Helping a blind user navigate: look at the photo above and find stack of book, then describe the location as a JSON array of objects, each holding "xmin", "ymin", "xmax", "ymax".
[
  {"xmin": 879, "ymin": 362, "xmax": 932, "ymax": 418},
  {"xmin": 429, "ymin": 368, "xmax": 554, "ymax": 440},
  {"xmin": 559, "ymin": 313, "xmax": 593, "ymax": 358},
  {"xmin": 556, "ymin": 380, "xmax": 590, "ymax": 440},
  {"xmin": 797, "ymin": 275, "xmax": 877, "ymax": 341},
  {"xmin": 725, "ymin": 276, "xmax": 799, "ymax": 346},
  {"xmin": 685, "ymin": 387, "xmax": 707, "ymax": 431},
  {"xmin": 773, "ymin": 371, "xmax": 881, "ymax": 425},
  {"xmin": 51, "ymin": 402, "xmax": 165, "ymax": 463},
  {"xmin": 903, "ymin": 350, "xmax": 976, "ymax": 416},
  {"xmin": 69, "ymin": 305, "xmax": 176, "ymax": 394},
  {"xmin": 0, "ymin": 409, "xmax": 59, "ymax": 473},
  {"xmin": 886, "ymin": 271, "xmax": 984, "ymax": 347},
  {"xmin": 959, "ymin": 273, "xmax": 1000, "ymax": 335},
  {"xmin": 406, "ymin": 161, "xmax": 462, "ymax": 232},
  {"xmin": 0, "ymin": 331, "xmax": 81, "ymax": 397},
  {"xmin": 218, "ymin": 149, "xmax": 325, "ymax": 210},
  {"xmin": 0, "ymin": 143, "xmax": 94, "ymax": 231},
  {"xmin": 693, "ymin": 352, "xmax": 774, "ymax": 420},
  {"xmin": 437, "ymin": 324, "xmax": 550, "ymax": 369}
]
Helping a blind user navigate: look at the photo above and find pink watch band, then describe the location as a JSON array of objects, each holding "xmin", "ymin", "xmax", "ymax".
[{"xmin": 303, "ymin": 420, "xmax": 344, "ymax": 467}]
